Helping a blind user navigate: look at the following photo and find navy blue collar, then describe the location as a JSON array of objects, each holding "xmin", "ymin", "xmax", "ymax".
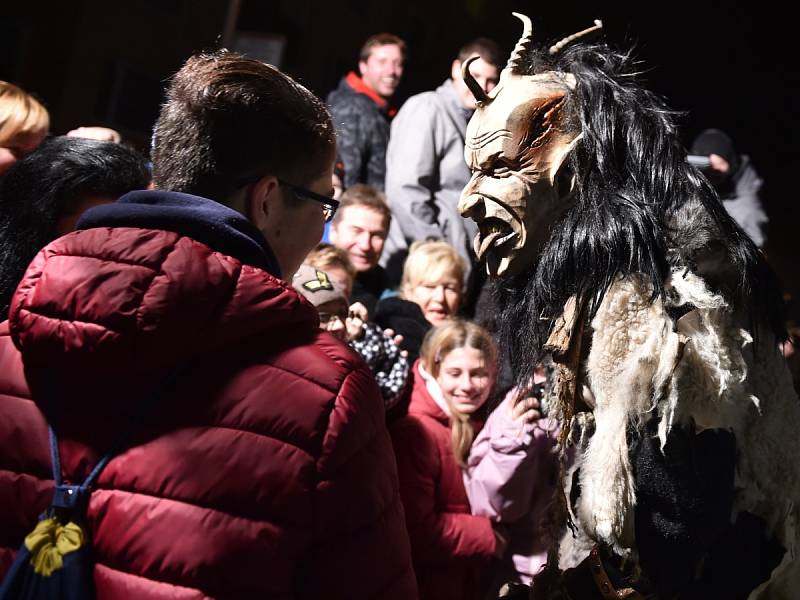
[{"xmin": 76, "ymin": 190, "xmax": 281, "ymax": 277}]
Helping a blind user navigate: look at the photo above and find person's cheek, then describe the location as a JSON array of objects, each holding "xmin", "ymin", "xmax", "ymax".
[{"xmin": 0, "ymin": 148, "xmax": 17, "ymax": 176}]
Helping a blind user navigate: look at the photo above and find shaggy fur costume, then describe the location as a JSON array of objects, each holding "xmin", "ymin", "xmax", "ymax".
[
  {"xmin": 478, "ymin": 35, "xmax": 798, "ymax": 598},
  {"xmin": 563, "ymin": 272, "xmax": 798, "ymax": 596}
]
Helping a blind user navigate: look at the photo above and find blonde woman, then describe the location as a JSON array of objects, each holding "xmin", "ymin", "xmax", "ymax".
[
  {"xmin": 375, "ymin": 239, "xmax": 467, "ymax": 362},
  {"xmin": 0, "ymin": 81, "xmax": 49, "ymax": 176},
  {"xmin": 390, "ymin": 319, "xmax": 506, "ymax": 600},
  {"xmin": 400, "ymin": 239, "xmax": 466, "ymax": 325}
]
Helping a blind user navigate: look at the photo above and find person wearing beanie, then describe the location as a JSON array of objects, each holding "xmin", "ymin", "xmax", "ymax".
[
  {"xmin": 691, "ymin": 128, "xmax": 768, "ymax": 247},
  {"xmin": 293, "ymin": 263, "xmax": 352, "ymax": 341},
  {"xmin": 294, "ymin": 263, "xmax": 410, "ymax": 413}
]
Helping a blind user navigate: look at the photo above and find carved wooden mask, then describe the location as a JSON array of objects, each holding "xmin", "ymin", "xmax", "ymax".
[{"xmin": 458, "ymin": 14, "xmax": 585, "ymax": 277}]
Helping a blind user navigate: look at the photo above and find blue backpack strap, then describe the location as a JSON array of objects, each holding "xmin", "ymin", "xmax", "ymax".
[
  {"xmin": 49, "ymin": 427, "xmax": 112, "ymax": 513},
  {"xmin": 48, "ymin": 426, "xmax": 62, "ymax": 487},
  {"xmin": 47, "ymin": 364, "xmax": 189, "ymax": 513}
]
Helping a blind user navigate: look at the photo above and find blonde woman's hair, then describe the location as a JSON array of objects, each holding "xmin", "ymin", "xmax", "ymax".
[
  {"xmin": 305, "ymin": 242, "xmax": 356, "ymax": 281},
  {"xmin": 400, "ymin": 240, "xmax": 467, "ymax": 297},
  {"xmin": 420, "ymin": 319, "xmax": 498, "ymax": 466},
  {"xmin": 0, "ymin": 81, "xmax": 49, "ymax": 145}
]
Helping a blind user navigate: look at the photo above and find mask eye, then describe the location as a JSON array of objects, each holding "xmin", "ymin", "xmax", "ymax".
[
  {"xmin": 492, "ymin": 165, "xmax": 511, "ymax": 177},
  {"xmin": 483, "ymin": 160, "xmax": 513, "ymax": 179}
]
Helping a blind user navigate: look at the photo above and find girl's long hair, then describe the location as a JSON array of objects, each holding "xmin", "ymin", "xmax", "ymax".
[{"xmin": 420, "ymin": 319, "xmax": 498, "ymax": 466}]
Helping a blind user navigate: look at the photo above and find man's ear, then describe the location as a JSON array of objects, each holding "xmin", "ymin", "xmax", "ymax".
[
  {"xmin": 246, "ymin": 175, "xmax": 280, "ymax": 231},
  {"xmin": 328, "ymin": 222, "xmax": 339, "ymax": 244},
  {"xmin": 450, "ymin": 59, "xmax": 462, "ymax": 82},
  {"xmin": 358, "ymin": 60, "xmax": 368, "ymax": 77}
]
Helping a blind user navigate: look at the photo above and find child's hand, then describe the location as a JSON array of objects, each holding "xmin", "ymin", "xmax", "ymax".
[
  {"xmin": 345, "ymin": 302, "xmax": 368, "ymax": 341},
  {"xmin": 510, "ymin": 394, "xmax": 541, "ymax": 424},
  {"xmin": 382, "ymin": 328, "xmax": 408, "ymax": 358},
  {"xmin": 348, "ymin": 302, "xmax": 368, "ymax": 321}
]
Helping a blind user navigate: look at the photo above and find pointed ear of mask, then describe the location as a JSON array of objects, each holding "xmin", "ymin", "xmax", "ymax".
[
  {"xmin": 547, "ymin": 133, "xmax": 583, "ymax": 198},
  {"xmin": 548, "ymin": 133, "xmax": 583, "ymax": 187}
]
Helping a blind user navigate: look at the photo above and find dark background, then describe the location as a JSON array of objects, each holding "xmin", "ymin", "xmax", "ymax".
[{"xmin": 3, "ymin": 0, "xmax": 798, "ymax": 314}]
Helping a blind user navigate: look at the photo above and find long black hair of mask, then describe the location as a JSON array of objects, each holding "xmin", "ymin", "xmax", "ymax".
[
  {"xmin": 0, "ymin": 136, "xmax": 150, "ymax": 319},
  {"xmin": 491, "ymin": 42, "xmax": 784, "ymax": 390}
]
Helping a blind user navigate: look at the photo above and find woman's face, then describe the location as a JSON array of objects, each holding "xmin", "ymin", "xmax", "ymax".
[
  {"xmin": 405, "ymin": 273, "xmax": 461, "ymax": 325},
  {"xmin": 436, "ymin": 346, "xmax": 494, "ymax": 415},
  {"xmin": 0, "ymin": 130, "xmax": 47, "ymax": 176}
]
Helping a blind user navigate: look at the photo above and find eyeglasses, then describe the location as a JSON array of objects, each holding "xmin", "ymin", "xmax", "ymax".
[
  {"xmin": 278, "ymin": 179, "xmax": 339, "ymax": 223},
  {"xmin": 318, "ymin": 312, "xmax": 346, "ymax": 328}
]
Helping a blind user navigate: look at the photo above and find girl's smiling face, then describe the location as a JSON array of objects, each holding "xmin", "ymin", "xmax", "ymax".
[{"xmin": 436, "ymin": 346, "xmax": 494, "ymax": 414}]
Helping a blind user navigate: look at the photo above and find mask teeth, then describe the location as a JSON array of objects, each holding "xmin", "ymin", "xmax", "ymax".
[
  {"xmin": 549, "ymin": 19, "xmax": 603, "ymax": 55},
  {"xmin": 504, "ymin": 12, "xmax": 534, "ymax": 74}
]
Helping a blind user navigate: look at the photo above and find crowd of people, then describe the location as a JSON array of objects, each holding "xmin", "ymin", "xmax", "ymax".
[{"xmin": 0, "ymin": 26, "xmax": 789, "ymax": 600}]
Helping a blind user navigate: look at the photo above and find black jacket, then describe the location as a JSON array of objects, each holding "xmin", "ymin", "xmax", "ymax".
[{"xmin": 327, "ymin": 73, "xmax": 393, "ymax": 189}]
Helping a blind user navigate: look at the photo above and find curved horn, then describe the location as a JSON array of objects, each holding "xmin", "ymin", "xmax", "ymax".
[
  {"xmin": 549, "ymin": 19, "xmax": 603, "ymax": 55},
  {"xmin": 461, "ymin": 56, "xmax": 489, "ymax": 105},
  {"xmin": 505, "ymin": 12, "xmax": 534, "ymax": 74}
]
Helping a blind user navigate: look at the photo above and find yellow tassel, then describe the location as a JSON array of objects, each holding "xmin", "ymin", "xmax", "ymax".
[{"xmin": 24, "ymin": 517, "xmax": 85, "ymax": 576}]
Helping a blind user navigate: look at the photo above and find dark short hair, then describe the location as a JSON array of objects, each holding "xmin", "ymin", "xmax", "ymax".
[
  {"xmin": 152, "ymin": 51, "xmax": 335, "ymax": 203},
  {"xmin": 457, "ymin": 38, "xmax": 502, "ymax": 67},
  {"xmin": 359, "ymin": 33, "xmax": 407, "ymax": 63},
  {"xmin": 0, "ymin": 136, "xmax": 150, "ymax": 316},
  {"xmin": 331, "ymin": 183, "xmax": 391, "ymax": 232}
]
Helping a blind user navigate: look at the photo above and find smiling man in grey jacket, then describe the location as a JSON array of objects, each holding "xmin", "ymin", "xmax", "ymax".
[{"xmin": 381, "ymin": 39, "xmax": 501, "ymax": 282}]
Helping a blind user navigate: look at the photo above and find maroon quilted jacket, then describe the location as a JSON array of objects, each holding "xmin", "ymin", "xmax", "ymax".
[
  {"xmin": 390, "ymin": 361, "xmax": 496, "ymax": 600},
  {"xmin": 0, "ymin": 211, "xmax": 417, "ymax": 598}
]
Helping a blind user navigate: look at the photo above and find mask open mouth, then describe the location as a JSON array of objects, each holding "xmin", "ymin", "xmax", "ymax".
[{"xmin": 475, "ymin": 217, "xmax": 517, "ymax": 260}]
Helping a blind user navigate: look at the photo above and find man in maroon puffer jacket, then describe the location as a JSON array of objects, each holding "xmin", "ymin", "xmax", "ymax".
[{"xmin": 0, "ymin": 51, "xmax": 417, "ymax": 599}]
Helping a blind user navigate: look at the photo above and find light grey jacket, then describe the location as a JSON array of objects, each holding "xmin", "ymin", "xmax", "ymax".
[
  {"xmin": 381, "ymin": 79, "xmax": 477, "ymax": 276},
  {"xmin": 723, "ymin": 155, "xmax": 768, "ymax": 247}
]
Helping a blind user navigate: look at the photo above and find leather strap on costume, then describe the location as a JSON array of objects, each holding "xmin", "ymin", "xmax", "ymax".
[
  {"xmin": 531, "ymin": 300, "xmax": 654, "ymax": 600},
  {"xmin": 556, "ymin": 546, "xmax": 647, "ymax": 600},
  {"xmin": 543, "ymin": 295, "xmax": 586, "ymax": 451},
  {"xmin": 586, "ymin": 546, "xmax": 644, "ymax": 600},
  {"xmin": 540, "ymin": 296, "xmax": 587, "ymax": 561}
]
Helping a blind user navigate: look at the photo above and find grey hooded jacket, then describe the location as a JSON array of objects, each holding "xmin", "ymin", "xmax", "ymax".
[{"xmin": 381, "ymin": 79, "xmax": 477, "ymax": 277}]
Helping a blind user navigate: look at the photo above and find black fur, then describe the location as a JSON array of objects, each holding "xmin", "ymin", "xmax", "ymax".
[{"xmin": 491, "ymin": 43, "xmax": 785, "ymax": 389}]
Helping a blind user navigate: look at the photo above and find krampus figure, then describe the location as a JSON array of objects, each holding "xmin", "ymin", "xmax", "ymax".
[{"xmin": 459, "ymin": 13, "xmax": 799, "ymax": 599}]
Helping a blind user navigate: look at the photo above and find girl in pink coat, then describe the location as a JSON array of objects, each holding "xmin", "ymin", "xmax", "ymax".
[
  {"xmin": 390, "ymin": 319, "xmax": 507, "ymax": 600},
  {"xmin": 463, "ymin": 365, "xmax": 561, "ymax": 593}
]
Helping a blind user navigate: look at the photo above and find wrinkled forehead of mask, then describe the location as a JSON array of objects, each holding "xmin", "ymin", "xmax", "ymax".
[{"xmin": 464, "ymin": 73, "xmax": 577, "ymax": 168}]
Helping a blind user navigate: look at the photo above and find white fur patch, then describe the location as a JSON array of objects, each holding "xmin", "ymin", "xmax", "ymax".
[{"xmin": 573, "ymin": 268, "xmax": 800, "ymax": 595}]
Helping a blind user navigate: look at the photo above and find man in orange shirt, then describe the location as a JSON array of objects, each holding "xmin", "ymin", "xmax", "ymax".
[{"xmin": 327, "ymin": 33, "xmax": 405, "ymax": 189}]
